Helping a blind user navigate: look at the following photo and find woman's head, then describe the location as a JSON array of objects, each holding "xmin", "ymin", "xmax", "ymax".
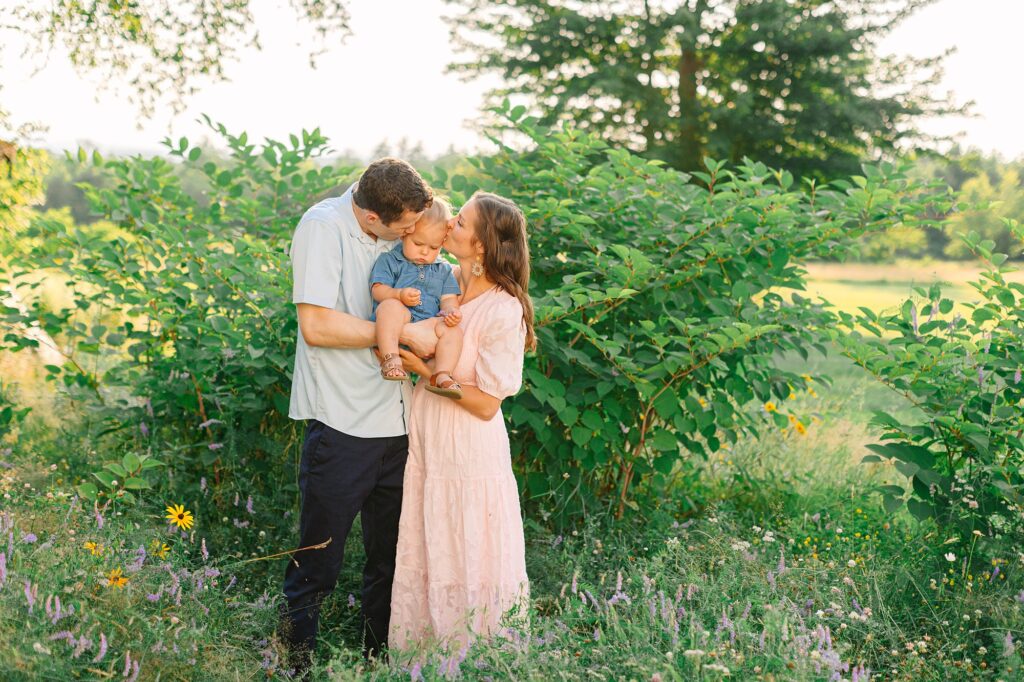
[{"xmin": 448, "ymin": 191, "xmax": 536, "ymax": 351}]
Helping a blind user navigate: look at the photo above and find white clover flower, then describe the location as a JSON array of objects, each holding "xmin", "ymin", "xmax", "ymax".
[{"xmin": 945, "ymin": 552, "xmax": 956, "ymax": 562}]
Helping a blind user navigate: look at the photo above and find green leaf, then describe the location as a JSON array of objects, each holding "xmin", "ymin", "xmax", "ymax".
[
  {"xmin": 93, "ymin": 471, "xmax": 117, "ymax": 488},
  {"xmin": 77, "ymin": 482, "xmax": 99, "ymax": 500},
  {"xmin": 209, "ymin": 316, "xmax": 230, "ymax": 333},
  {"xmin": 907, "ymin": 498, "xmax": 934, "ymax": 521},
  {"xmin": 123, "ymin": 477, "xmax": 152, "ymax": 490}
]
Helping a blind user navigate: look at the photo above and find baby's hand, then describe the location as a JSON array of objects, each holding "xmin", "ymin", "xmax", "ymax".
[
  {"xmin": 400, "ymin": 288, "xmax": 421, "ymax": 307},
  {"xmin": 442, "ymin": 308, "xmax": 462, "ymax": 327}
]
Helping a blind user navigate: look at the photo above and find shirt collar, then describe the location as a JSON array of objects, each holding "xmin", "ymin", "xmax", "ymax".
[{"xmin": 342, "ymin": 185, "xmax": 394, "ymax": 250}]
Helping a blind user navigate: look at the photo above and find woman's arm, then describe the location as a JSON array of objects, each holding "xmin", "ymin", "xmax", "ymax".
[{"xmin": 397, "ymin": 349, "xmax": 502, "ymax": 420}]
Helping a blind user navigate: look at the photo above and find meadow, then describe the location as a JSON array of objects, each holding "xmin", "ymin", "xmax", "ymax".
[{"xmin": 2, "ymin": 262, "xmax": 1023, "ymax": 681}]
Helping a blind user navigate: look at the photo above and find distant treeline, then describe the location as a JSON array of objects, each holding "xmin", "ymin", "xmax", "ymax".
[{"xmin": 37, "ymin": 144, "xmax": 1024, "ymax": 263}]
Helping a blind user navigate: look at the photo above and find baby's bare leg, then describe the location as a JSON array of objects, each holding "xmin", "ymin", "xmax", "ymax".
[
  {"xmin": 375, "ymin": 299, "xmax": 412, "ymax": 357},
  {"xmin": 432, "ymin": 320, "xmax": 464, "ymax": 377}
]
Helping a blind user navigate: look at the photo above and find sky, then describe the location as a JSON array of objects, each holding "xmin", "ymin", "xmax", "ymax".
[{"xmin": 1, "ymin": 0, "xmax": 1022, "ymax": 160}]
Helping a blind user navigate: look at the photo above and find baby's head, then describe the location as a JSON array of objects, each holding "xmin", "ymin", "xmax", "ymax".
[{"xmin": 402, "ymin": 196, "xmax": 452, "ymax": 265}]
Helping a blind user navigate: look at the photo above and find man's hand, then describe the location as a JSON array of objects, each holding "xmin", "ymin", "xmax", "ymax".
[
  {"xmin": 441, "ymin": 308, "xmax": 462, "ymax": 327},
  {"xmin": 400, "ymin": 288, "xmax": 421, "ymax": 307},
  {"xmin": 400, "ymin": 318, "xmax": 439, "ymax": 358}
]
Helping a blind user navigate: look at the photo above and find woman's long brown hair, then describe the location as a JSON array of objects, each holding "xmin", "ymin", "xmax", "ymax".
[{"xmin": 471, "ymin": 191, "xmax": 536, "ymax": 351}]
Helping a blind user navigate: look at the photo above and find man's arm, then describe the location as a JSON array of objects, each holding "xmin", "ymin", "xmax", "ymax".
[
  {"xmin": 297, "ymin": 303, "xmax": 440, "ymax": 356},
  {"xmin": 297, "ymin": 304, "xmax": 375, "ymax": 349}
]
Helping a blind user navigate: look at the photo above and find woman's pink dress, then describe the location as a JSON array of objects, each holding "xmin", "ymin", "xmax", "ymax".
[{"xmin": 389, "ymin": 286, "xmax": 530, "ymax": 652}]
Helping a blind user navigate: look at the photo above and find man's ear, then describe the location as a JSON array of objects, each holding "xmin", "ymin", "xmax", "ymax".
[{"xmin": 365, "ymin": 210, "xmax": 381, "ymax": 225}]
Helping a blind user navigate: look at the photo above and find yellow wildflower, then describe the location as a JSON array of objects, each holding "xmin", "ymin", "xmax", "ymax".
[
  {"xmin": 150, "ymin": 539, "xmax": 171, "ymax": 559},
  {"xmin": 165, "ymin": 504, "xmax": 194, "ymax": 531},
  {"xmin": 106, "ymin": 568, "xmax": 128, "ymax": 588},
  {"xmin": 795, "ymin": 421, "xmax": 807, "ymax": 435},
  {"xmin": 764, "ymin": 402, "xmax": 777, "ymax": 413},
  {"xmin": 84, "ymin": 541, "xmax": 103, "ymax": 556}
]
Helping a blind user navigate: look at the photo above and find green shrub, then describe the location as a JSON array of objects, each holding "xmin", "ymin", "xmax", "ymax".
[
  {"xmin": 434, "ymin": 106, "xmax": 947, "ymax": 521},
  {"xmin": 834, "ymin": 219, "xmax": 1024, "ymax": 551}
]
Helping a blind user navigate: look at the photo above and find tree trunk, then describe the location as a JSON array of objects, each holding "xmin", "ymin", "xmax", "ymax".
[{"xmin": 676, "ymin": 1, "xmax": 706, "ymax": 170}]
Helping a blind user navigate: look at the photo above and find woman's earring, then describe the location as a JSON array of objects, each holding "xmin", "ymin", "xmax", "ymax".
[{"xmin": 471, "ymin": 259, "xmax": 484, "ymax": 277}]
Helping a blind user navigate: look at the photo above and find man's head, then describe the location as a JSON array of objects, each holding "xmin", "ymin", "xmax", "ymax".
[
  {"xmin": 352, "ymin": 157, "xmax": 433, "ymax": 241},
  {"xmin": 401, "ymin": 197, "xmax": 452, "ymax": 265}
]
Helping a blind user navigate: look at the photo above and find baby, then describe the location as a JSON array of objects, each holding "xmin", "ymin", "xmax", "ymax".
[{"xmin": 370, "ymin": 198, "xmax": 464, "ymax": 399}]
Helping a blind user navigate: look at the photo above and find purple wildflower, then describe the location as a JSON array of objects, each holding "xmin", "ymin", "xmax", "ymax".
[
  {"xmin": 72, "ymin": 636, "xmax": 90, "ymax": 659},
  {"xmin": 48, "ymin": 630, "xmax": 74, "ymax": 642},
  {"xmin": 777, "ymin": 551, "xmax": 786, "ymax": 575},
  {"xmin": 233, "ymin": 518, "xmax": 249, "ymax": 529},
  {"xmin": 208, "ymin": 442, "xmax": 223, "ymax": 450},
  {"xmin": 911, "ymin": 304, "xmax": 919, "ymax": 336},
  {"xmin": 127, "ymin": 545, "xmax": 146, "ymax": 573},
  {"xmin": 93, "ymin": 633, "xmax": 108, "ymax": 663},
  {"xmin": 224, "ymin": 575, "xmax": 237, "ymax": 592},
  {"xmin": 1016, "ymin": 368, "xmax": 1022, "ymax": 384},
  {"xmin": 551, "ymin": 534, "xmax": 562, "ymax": 549},
  {"xmin": 95, "ymin": 509, "xmax": 104, "ymax": 530},
  {"xmin": 1016, "ymin": 590, "xmax": 1024, "ymax": 604},
  {"xmin": 123, "ymin": 650, "xmax": 132, "ymax": 677},
  {"xmin": 978, "ymin": 367, "xmax": 985, "ymax": 388},
  {"xmin": 593, "ymin": 627, "xmax": 601, "ymax": 642},
  {"xmin": 409, "ymin": 661, "xmax": 423, "ymax": 681},
  {"xmin": 140, "ymin": 422, "xmax": 149, "ymax": 438},
  {"xmin": 0, "ymin": 551, "xmax": 6, "ymax": 586},
  {"xmin": 1005, "ymin": 632, "xmax": 1016, "ymax": 657},
  {"xmin": 21, "ymin": 532, "xmax": 37, "ymax": 544},
  {"xmin": 927, "ymin": 302, "xmax": 938, "ymax": 323},
  {"xmin": 991, "ymin": 566, "xmax": 1000, "ymax": 581},
  {"xmin": 146, "ymin": 591, "xmax": 161, "ymax": 602},
  {"xmin": 246, "ymin": 496, "xmax": 254, "ymax": 515},
  {"xmin": 348, "ymin": 593, "xmax": 356, "ymax": 607},
  {"xmin": 199, "ymin": 477, "xmax": 207, "ymax": 494},
  {"xmin": 24, "ymin": 580, "xmax": 36, "ymax": 613},
  {"xmin": 126, "ymin": 661, "xmax": 140, "ymax": 682},
  {"xmin": 201, "ymin": 538, "xmax": 208, "ymax": 562}
]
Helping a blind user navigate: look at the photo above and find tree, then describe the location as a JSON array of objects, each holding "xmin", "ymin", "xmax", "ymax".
[
  {"xmin": 445, "ymin": 0, "xmax": 963, "ymax": 178},
  {"xmin": 1, "ymin": 1, "xmax": 351, "ymax": 117},
  {"xmin": 943, "ymin": 165, "xmax": 1024, "ymax": 259}
]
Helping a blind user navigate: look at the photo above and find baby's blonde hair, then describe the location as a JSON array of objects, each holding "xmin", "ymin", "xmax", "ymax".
[{"xmin": 418, "ymin": 195, "xmax": 452, "ymax": 228}]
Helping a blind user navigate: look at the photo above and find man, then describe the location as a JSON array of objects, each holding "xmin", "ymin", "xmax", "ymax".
[{"xmin": 280, "ymin": 157, "xmax": 438, "ymax": 671}]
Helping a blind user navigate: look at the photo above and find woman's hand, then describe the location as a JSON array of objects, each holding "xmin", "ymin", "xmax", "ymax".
[
  {"xmin": 398, "ymin": 348, "xmax": 432, "ymax": 378},
  {"xmin": 399, "ymin": 318, "xmax": 439, "ymax": 358}
]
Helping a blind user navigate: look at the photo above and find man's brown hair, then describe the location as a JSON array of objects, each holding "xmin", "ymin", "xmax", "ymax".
[{"xmin": 352, "ymin": 157, "xmax": 433, "ymax": 225}]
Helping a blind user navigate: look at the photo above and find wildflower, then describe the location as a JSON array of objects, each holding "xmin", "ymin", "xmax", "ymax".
[
  {"xmin": 683, "ymin": 649, "xmax": 705, "ymax": 659},
  {"xmin": 106, "ymin": 568, "xmax": 129, "ymax": 588},
  {"xmin": 208, "ymin": 442, "xmax": 224, "ymax": 451},
  {"xmin": 704, "ymin": 663, "xmax": 731, "ymax": 676},
  {"xmin": 764, "ymin": 402, "xmax": 777, "ymax": 413},
  {"xmin": 21, "ymin": 532, "xmax": 37, "ymax": 544},
  {"xmin": 794, "ymin": 421, "xmax": 807, "ymax": 435},
  {"xmin": 150, "ymin": 540, "xmax": 170, "ymax": 559},
  {"xmin": 199, "ymin": 477, "xmax": 207, "ymax": 493},
  {"xmin": 93, "ymin": 633, "xmax": 108, "ymax": 663},
  {"xmin": 0, "ymin": 552, "xmax": 5, "ymax": 586},
  {"xmin": 945, "ymin": 552, "xmax": 956, "ymax": 562},
  {"xmin": 348, "ymin": 593, "xmax": 356, "ymax": 608},
  {"xmin": 84, "ymin": 541, "xmax": 103, "ymax": 556},
  {"xmin": 787, "ymin": 414, "xmax": 797, "ymax": 424},
  {"xmin": 140, "ymin": 422, "xmax": 149, "ymax": 438},
  {"xmin": 24, "ymin": 580, "xmax": 37, "ymax": 613},
  {"xmin": 246, "ymin": 496, "xmax": 254, "ymax": 515},
  {"xmin": 165, "ymin": 504, "xmax": 194, "ymax": 531},
  {"xmin": 201, "ymin": 538, "xmax": 208, "ymax": 562}
]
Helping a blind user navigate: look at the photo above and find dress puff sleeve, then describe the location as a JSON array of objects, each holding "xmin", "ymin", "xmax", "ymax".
[{"xmin": 475, "ymin": 295, "xmax": 527, "ymax": 401}]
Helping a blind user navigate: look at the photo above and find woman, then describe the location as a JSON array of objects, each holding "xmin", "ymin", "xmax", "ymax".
[{"xmin": 389, "ymin": 191, "xmax": 536, "ymax": 653}]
